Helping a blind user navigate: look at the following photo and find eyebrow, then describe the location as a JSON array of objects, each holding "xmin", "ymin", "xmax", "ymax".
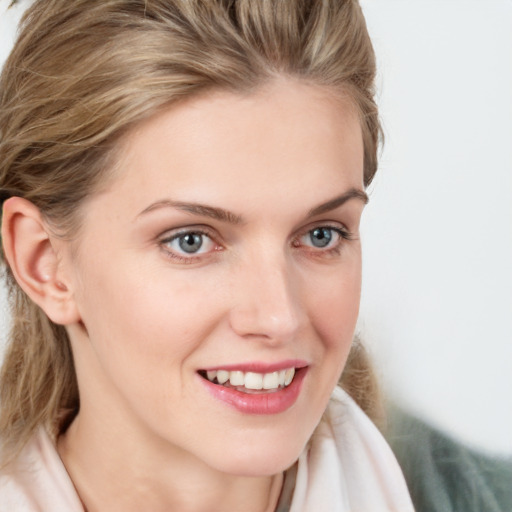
[
  {"xmin": 307, "ymin": 188, "xmax": 369, "ymax": 217},
  {"xmin": 138, "ymin": 200, "xmax": 243, "ymax": 224},
  {"xmin": 137, "ymin": 187, "xmax": 368, "ymax": 224}
]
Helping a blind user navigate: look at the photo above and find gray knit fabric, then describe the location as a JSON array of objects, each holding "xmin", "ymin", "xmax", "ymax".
[{"xmin": 386, "ymin": 408, "xmax": 512, "ymax": 512}]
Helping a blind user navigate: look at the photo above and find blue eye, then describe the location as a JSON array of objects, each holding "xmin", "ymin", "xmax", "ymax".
[
  {"xmin": 298, "ymin": 226, "xmax": 347, "ymax": 250},
  {"xmin": 309, "ymin": 227, "xmax": 334, "ymax": 248},
  {"xmin": 178, "ymin": 233, "xmax": 203, "ymax": 253},
  {"xmin": 163, "ymin": 231, "xmax": 215, "ymax": 256}
]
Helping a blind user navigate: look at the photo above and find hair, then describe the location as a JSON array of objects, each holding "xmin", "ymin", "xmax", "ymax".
[{"xmin": 0, "ymin": 0, "xmax": 382, "ymax": 464}]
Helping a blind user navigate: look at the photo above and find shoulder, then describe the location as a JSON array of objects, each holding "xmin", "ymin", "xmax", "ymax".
[
  {"xmin": 385, "ymin": 407, "xmax": 512, "ymax": 512},
  {"xmin": 0, "ymin": 428, "xmax": 83, "ymax": 512}
]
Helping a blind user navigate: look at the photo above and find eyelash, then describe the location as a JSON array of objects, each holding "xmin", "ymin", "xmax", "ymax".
[
  {"xmin": 294, "ymin": 225, "xmax": 354, "ymax": 256},
  {"xmin": 159, "ymin": 224, "xmax": 354, "ymax": 263},
  {"xmin": 160, "ymin": 228, "xmax": 219, "ymax": 264}
]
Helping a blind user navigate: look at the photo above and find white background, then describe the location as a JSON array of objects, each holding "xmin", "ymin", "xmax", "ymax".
[
  {"xmin": 1, "ymin": 0, "xmax": 511, "ymax": 455},
  {"xmin": 358, "ymin": 0, "xmax": 512, "ymax": 455}
]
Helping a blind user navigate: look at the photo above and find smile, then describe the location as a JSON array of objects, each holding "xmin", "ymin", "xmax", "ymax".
[
  {"xmin": 201, "ymin": 368, "xmax": 296, "ymax": 393},
  {"xmin": 198, "ymin": 364, "xmax": 308, "ymax": 415}
]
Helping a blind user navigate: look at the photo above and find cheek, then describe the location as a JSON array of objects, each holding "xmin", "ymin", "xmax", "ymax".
[
  {"xmin": 73, "ymin": 258, "xmax": 224, "ymax": 396},
  {"xmin": 304, "ymin": 254, "xmax": 362, "ymax": 392},
  {"xmin": 309, "ymin": 257, "xmax": 362, "ymax": 342}
]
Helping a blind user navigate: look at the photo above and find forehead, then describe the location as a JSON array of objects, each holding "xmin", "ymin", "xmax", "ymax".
[{"xmin": 95, "ymin": 80, "xmax": 364, "ymax": 218}]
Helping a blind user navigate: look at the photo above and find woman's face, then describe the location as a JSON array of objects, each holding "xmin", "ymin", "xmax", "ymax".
[{"xmin": 64, "ymin": 80, "xmax": 366, "ymax": 476}]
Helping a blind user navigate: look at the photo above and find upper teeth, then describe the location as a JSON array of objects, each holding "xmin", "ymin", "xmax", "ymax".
[{"xmin": 205, "ymin": 368, "xmax": 295, "ymax": 390}]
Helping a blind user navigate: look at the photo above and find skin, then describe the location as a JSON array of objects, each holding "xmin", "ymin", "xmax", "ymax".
[{"xmin": 52, "ymin": 79, "xmax": 366, "ymax": 512}]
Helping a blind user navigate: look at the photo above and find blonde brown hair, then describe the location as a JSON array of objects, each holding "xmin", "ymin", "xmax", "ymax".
[{"xmin": 0, "ymin": 0, "xmax": 382, "ymax": 464}]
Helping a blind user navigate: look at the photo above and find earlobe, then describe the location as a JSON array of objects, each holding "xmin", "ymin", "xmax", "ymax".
[{"xmin": 1, "ymin": 197, "xmax": 80, "ymax": 325}]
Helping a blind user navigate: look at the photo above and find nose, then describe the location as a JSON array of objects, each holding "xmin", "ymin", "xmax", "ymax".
[{"xmin": 228, "ymin": 254, "xmax": 304, "ymax": 344}]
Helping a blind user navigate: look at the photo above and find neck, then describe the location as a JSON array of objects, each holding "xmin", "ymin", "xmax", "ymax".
[{"xmin": 57, "ymin": 411, "xmax": 284, "ymax": 512}]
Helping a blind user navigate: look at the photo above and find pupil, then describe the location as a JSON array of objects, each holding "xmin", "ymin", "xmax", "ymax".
[
  {"xmin": 179, "ymin": 233, "xmax": 203, "ymax": 253},
  {"xmin": 311, "ymin": 228, "xmax": 331, "ymax": 248}
]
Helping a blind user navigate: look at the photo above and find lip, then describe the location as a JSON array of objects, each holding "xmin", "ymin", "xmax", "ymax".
[{"xmin": 198, "ymin": 365, "xmax": 308, "ymax": 415}]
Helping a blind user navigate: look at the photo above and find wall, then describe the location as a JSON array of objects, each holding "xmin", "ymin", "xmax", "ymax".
[{"xmin": 359, "ymin": 0, "xmax": 512, "ymax": 454}]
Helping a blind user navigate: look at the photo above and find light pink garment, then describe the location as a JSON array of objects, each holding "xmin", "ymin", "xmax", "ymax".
[
  {"xmin": 0, "ymin": 429, "xmax": 83, "ymax": 512},
  {"xmin": 0, "ymin": 387, "xmax": 414, "ymax": 511},
  {"xmin": 289, "ymin": 387, "xmax": 415, "ymax": 511}
]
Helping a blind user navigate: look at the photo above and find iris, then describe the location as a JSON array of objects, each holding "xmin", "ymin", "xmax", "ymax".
[
  {"xmin": 179, "ymin": 233, "xmax": 203, "ymax": 253},
  {"xmin": 310, "ymin": 227, "xmax": 332, "ymax": 248}
]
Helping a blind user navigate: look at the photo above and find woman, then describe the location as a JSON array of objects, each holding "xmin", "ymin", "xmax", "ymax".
[{"xmin": 0, "ymin": 1, "xmax": 414, "ymax": 510}]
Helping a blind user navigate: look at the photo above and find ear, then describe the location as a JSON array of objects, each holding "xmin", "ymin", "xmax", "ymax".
[{"xmin": 1, "ymin": 197, "xmax": 81, "ymax": 325}]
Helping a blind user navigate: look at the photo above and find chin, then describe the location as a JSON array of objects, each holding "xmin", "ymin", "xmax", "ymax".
[
  {"xmin": 216, "ymin": 450, "xmax": 302, "ymax": 477},
  {"xmin": 204, "ymin": 426, "xmax": 312, "ymax": 477}
]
